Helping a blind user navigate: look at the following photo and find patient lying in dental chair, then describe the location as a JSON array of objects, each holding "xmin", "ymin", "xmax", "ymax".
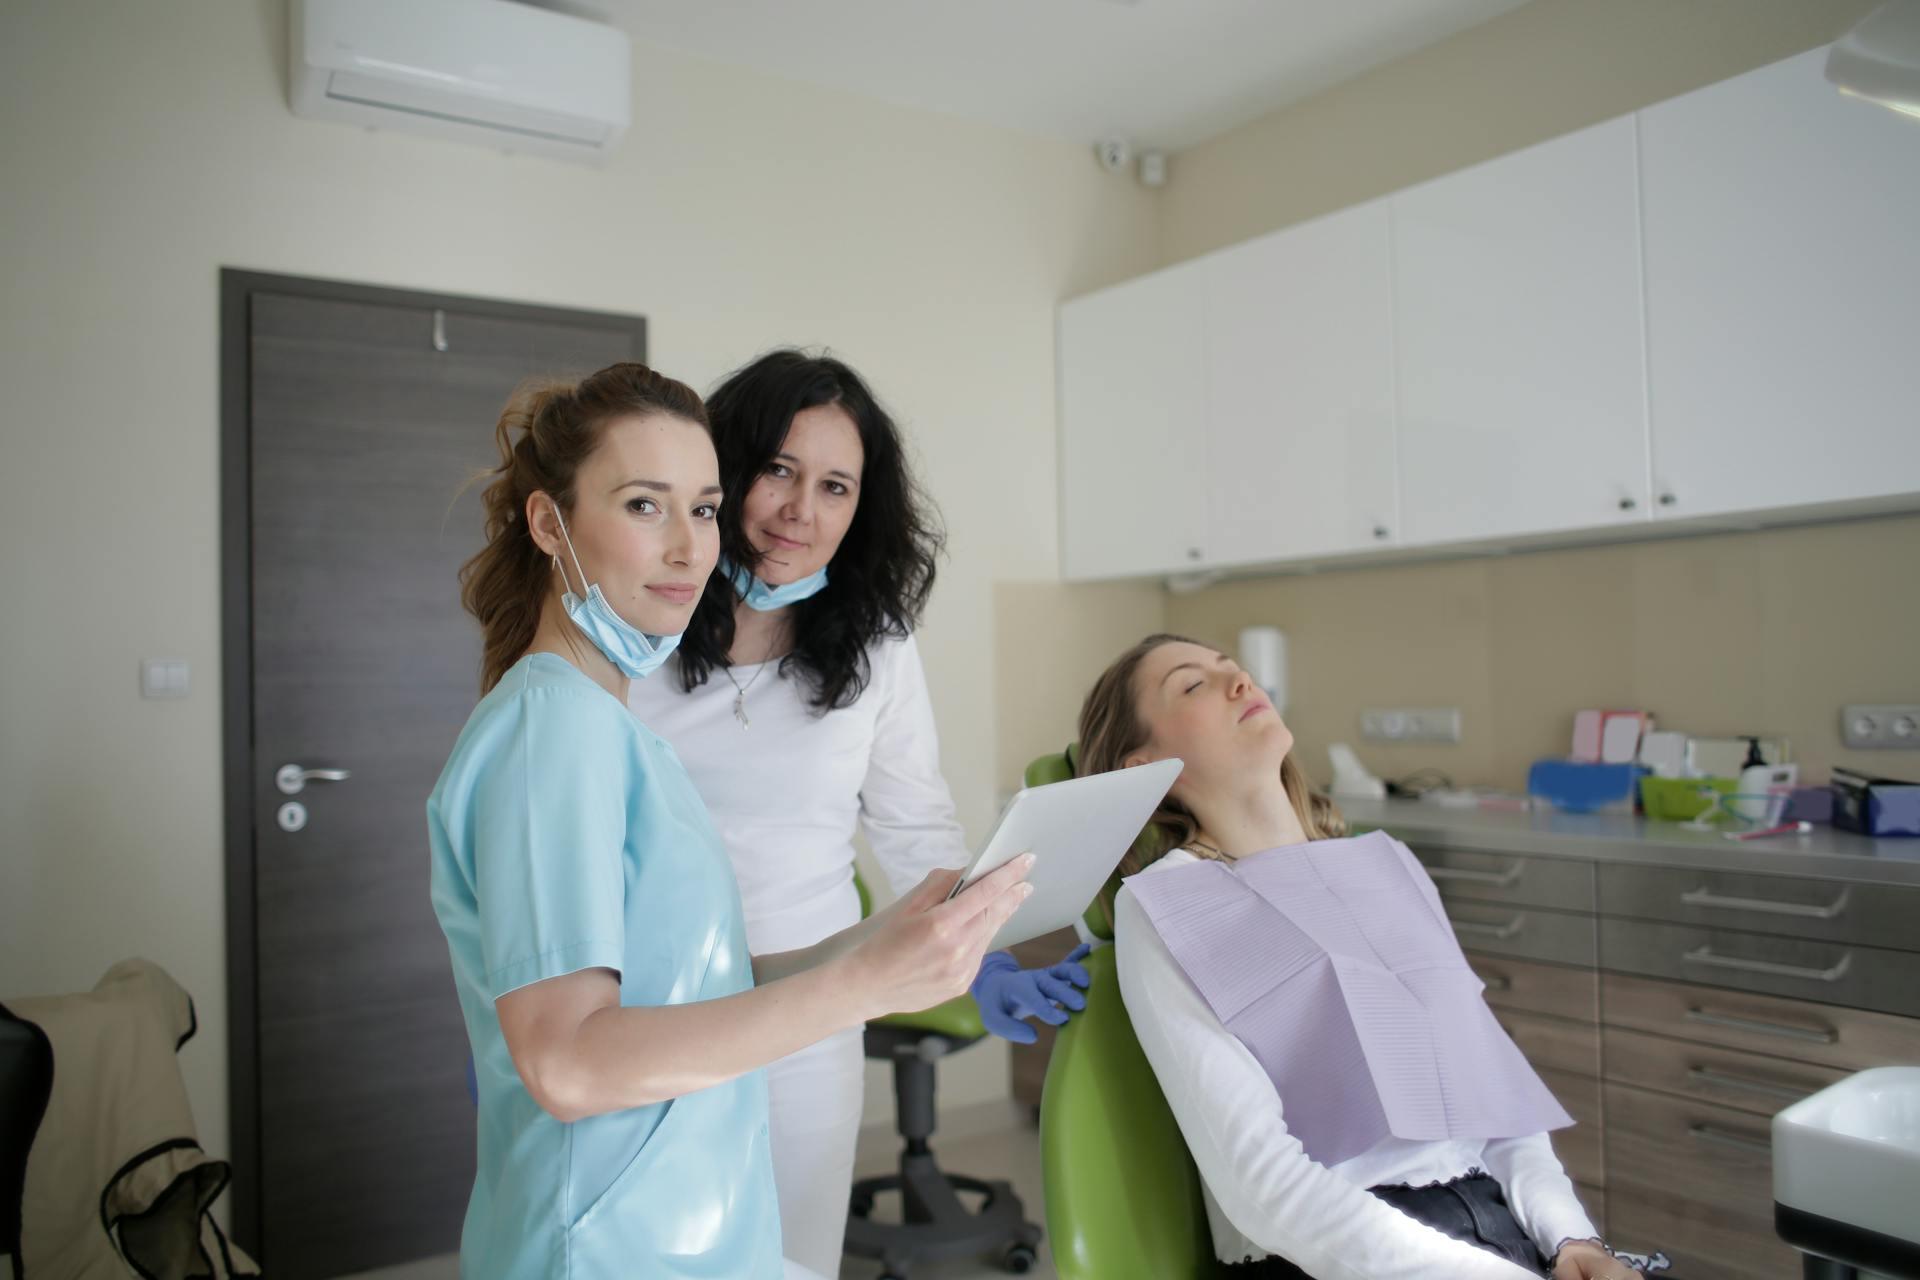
[{"xmin": 1074, "ymin": 635, "xmax": 1654, "ymax": 1280}]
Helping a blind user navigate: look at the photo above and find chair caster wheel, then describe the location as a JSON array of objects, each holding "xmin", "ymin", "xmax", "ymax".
[{"xmin": 1001, "ymin": 1243, "xmax": 1036, "ymax": 1273}]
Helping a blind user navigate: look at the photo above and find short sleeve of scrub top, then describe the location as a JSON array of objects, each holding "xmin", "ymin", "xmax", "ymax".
[
  {"xmin": 467, "ymin": 672, "xmax": 629, "ymax": 1000},
  {"xmin": 429, "ymin": 653, "xmax": 783, "ymax": 1280}
]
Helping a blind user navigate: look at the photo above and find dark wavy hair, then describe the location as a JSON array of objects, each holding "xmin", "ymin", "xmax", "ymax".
[{"xmin": 675, "ymin": 350, "xmax": 945, "ymax": 712}]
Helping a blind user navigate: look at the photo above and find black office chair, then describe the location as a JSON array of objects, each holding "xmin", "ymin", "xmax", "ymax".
[{"xmin": 0, "ymin": 1008, "xmax": 54, "ymax": 1280}]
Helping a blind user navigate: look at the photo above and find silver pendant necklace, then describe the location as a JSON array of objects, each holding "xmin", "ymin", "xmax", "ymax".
[{"xmin": 721, "ymin": 658, "xmax": 769, "ymax": 728}]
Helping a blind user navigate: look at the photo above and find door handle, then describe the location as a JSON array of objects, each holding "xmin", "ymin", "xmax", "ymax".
[
  {"xmin": 1682, "ymin": 1006, "xmax": 1836, "ymax": 1045},
  {"xmin": 1682, "ymin": 945, "xmax": 1851, "ymax": 984},
  {"xmin": 277, "ymin": 764, "xmax": 352, "ymax": 795},
  {"xmin": 1450, "ymin": 915, "xmax": 1525, "ymax": 941},
  {"xmin": 1428, "ymin": 862, "xmax": 1523, "ymax": 888},
  {"xmin": 1686, "ymin": 1066, "xmax": 1814, "ymax": 1103},
  {"xmin": 1680, "ymin": 885, "xmax": 1849, "ymax": 920},
  {"xmin": 1688, "ymin": 1123, "xmax": 1771, "ymax": 1156}
]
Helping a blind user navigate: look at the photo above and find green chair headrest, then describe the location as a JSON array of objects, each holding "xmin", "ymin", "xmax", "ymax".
[{"xmin": 1024, "ymin": 743, "xmax": 1168, "ymax": 944}]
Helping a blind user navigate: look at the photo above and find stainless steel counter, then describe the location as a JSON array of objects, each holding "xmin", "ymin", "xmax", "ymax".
[{"xmin": 1340, "ymin": 797, "xmax": 1920, "ymax": 887}]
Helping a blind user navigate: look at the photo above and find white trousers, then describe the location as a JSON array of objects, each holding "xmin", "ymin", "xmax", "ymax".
[{"xmin": 767, "ymin": 1026, "xmax": 866, "ymax": 1279}]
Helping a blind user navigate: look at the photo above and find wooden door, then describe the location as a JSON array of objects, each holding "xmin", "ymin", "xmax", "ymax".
[{"xmin": 222, "ymin": 272, "xmax": 643, "ymax": 1276}]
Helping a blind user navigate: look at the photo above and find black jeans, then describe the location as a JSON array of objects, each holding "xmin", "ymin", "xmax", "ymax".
[{"xmin": 1225, "ymin": 1171, "xmax": 1554, "ymax": 1277}]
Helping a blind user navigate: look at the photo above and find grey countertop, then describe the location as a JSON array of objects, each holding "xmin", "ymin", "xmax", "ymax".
[{"xmin": 1340, "ymin": 797, "xmax": 1920, "ymax": 887}]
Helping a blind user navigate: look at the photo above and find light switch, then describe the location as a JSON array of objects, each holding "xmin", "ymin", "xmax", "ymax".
[{"xmin": 141, "ymin": 658, "xmax": 190, "ymax": 699}]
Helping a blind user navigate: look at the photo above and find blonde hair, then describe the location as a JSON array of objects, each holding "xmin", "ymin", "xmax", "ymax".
[
  {"xmin": 1076, "ymin": 633, "xmax": 1346, "ymax": 881},
  {"xmin": 458, "ymin": 362, "xmax": 708, "ymax": 694}
]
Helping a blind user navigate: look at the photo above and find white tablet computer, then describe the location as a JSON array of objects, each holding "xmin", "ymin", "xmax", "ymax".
[{"xmin": 948, "ymin": 757, "xmax": 1183, "ymax": 951}]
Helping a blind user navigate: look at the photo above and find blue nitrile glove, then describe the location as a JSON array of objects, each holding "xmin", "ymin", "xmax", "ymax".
[{"xmin": 969, "ymin": 943, "xmax": 1094, "ymax": 1045}]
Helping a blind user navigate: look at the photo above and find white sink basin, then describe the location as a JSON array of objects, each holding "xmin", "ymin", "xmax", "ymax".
[{"xmin": 1774, "ymin": 1065, "xmax": 1920, "ymax": 1248}]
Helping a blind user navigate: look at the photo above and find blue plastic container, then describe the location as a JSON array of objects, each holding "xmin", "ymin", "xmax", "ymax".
[{"xmin": 1527, "ymin": 760, "xmax": 1648, "ymax": 814}]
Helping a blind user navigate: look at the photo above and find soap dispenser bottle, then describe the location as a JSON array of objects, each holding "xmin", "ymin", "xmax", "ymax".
[{"xmin": 1734, "ymin": 737, "xmax": 1773, "ymax": 822}]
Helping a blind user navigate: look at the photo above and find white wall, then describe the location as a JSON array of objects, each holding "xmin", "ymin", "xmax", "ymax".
[{"xmin": 0, "ymin": 0, "xmax": 1161, "ymax": 1159}]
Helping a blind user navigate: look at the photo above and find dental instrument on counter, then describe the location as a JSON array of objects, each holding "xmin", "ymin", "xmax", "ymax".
[{"xmin": 1723, "ymin": 820, "xmax": 1814, "ymax": 841}]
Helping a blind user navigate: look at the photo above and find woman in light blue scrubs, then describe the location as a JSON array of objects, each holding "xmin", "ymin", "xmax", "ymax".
[{"xmin": 426, "ymin": 361, "xmax": 1030, "ymax": 1279}]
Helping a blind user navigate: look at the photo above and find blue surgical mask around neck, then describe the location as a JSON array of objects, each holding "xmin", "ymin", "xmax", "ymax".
[
  {"xmin": 723, "ymin": 556, "xmax": 829, "ymax": 612},
  {"xmin": 549, "ymin": 502, "xmax": 681, "ymax": 680}
]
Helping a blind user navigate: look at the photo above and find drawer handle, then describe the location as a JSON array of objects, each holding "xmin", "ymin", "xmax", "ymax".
[
  {"xmin": 1686, "ymin": 1066, "xmax": 1815, "ymax": 1103},
  {"xmin": 1682, "ymin": 1007, "xmax": 1837, "ymax": 1045},
  {"xmin": 1688, "ymin": 1122, "xmax": 1771, "ymax": 1156},
  {"xmin": 1682, "ymin": 946, "xmax": 1851, "ymax": 984},
  {"xmin": 1452, "ymin": 915, "xmax": 1525, "ymax": 941},
  {"xmin": 1679, "ymin": 886, "xmax": 1849, "ymax": 920},
  {"xmin": 1479, "ymin": 972, "xmax": 1513, "ymax": 992},
  {"xmin": 1429, "ymin": 863, "xmax": 1523, "ymax": 888}
]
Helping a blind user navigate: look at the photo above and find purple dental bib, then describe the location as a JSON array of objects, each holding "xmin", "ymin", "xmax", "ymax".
[{"xmin": 1124, "ymin": 830, "xmax": 1572, "ymax": 1167}]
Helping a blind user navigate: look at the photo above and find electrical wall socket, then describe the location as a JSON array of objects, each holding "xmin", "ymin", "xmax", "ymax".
[
  {"xmin": 1361, "ymin": 708, "xmax": 1461, "ymax": 744},
  {"xmin": 1841, "ymin": 704, "xmax": 1920, "ymax": 749}
]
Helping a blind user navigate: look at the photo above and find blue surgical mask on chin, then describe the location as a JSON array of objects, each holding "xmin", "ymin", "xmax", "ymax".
[
  {"xmin": 723, "ymin": 556, "xmax": 829, "ymax": 611},
  {"xmin": 549, "ymin": 503, "xmax": 681, "ymax": 680}
]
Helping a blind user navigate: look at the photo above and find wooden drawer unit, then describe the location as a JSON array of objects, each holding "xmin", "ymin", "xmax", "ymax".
[
  {"xmin": 1410, "ymin": 846, "xmax": 1597, "ymax": 913},
  {"xmin": 1469, "ymin": 953, "xmax": 1599, "ymax": 1023},
  {"xmin": 1603, "ymin": 1083, "xmax": 1800, "ymax": 1280},
  {"xmin": 1602, "ymin": 972, "xmax": 1920, "ymax": 1072},
  {"xmin": 1600, "ymin": 919, "xmax": 1920, "ymax": 1018},
  {"xmin": 1600, "ymin": 863, "xmax": 1920, "ymax": 952},
  {"xmin": 1602, "ymin": 1025, "xmax": 1846, "ymax": 1116},
  {"xmin": 1539, "ymin": 1066, "xmax": 1605, "ymax": 1189},
  {"xmin": 1448, "ymin": 900, "xmax": 1597, "ymax": 967},
  {"xmin": 1495, "ymin": 1008, "xmax": 1601, "ymax": 1079}
]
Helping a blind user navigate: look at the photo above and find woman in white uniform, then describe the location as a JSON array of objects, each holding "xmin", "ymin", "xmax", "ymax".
[{"xmin": 628, "ymin": 350, "xmax": 1089, "ymax": 1276}]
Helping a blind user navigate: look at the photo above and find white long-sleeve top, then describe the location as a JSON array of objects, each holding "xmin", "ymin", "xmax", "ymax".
[
  {"xmin": 1113, "ymin": 849, "xmax": 1600, "ymax": 1279},
  {"xmin": 627, "ymin": 632, "xmax": 969, "ymax": 955}
]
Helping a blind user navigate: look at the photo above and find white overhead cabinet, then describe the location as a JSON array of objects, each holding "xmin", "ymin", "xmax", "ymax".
[
  {"xmin": 1203, "ymin": 201, "xmax": 1399, "ymax": 565},
  {"xmin": 1055, "ymin": 47, "xmax": 1920, "ymax": 584},
  {"xmin": 1057, "ymin": 267, "xmax": 1208, "ymax": 580},
  {"xmin": 1390, "ymin": 117, "xmax": 1650, "ymax": 546},
  {"xmin": 1638, "ymin": 49, "xmax": 1920, "ymax": 522}
]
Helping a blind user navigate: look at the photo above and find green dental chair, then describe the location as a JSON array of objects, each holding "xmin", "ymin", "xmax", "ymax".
[
  {"xmin": 844, "ymin": 874, "xmax": 1044, "ymax": 1279},
  {"xmin": 1023, "ymin": 745, "xmax": 1232, "ymax": 1280}
]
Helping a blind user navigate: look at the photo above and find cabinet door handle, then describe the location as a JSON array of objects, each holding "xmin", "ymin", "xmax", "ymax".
[
  {"xmin": 1451, "ymin": 915, "xmax": 1524, "ymax": 941},
  {"xmin": 1680, "ymin": 886, "xmax": 1849, "ymax": 920},
  {"xmin": 1682, "ymin": 946, "xmax": 1852, "ymax": 984},
  {"xmin": 1688, "ymin": 1123, "xmax": 1771, "ymax": 1156},
  {"xmin": 1686, "ymin": 1066, "xmax": 1814, "ymax": 1103},
  {"xmin": 1429, "ymin": 862, "xmax": 1523, "ymax": 888},
  {"xmin": 1682, "ymin": 1007, "xmax": 1837, "ymax": 1045}
]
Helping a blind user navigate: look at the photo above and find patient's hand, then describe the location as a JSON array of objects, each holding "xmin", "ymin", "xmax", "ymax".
[{"xmin": 1552, "ymin": 1240, "xmax": 1642, "ymax": 1280}]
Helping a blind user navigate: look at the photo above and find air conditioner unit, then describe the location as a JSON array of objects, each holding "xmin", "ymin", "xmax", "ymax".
[{"xmin": 290, "ymin": 0, "xmax": 631, "ymax": 163}]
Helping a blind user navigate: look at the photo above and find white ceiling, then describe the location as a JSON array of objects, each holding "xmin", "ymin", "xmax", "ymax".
[{"xmin": 576, "ymin": 0, "xmax": 1533, "ymax": 152}]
